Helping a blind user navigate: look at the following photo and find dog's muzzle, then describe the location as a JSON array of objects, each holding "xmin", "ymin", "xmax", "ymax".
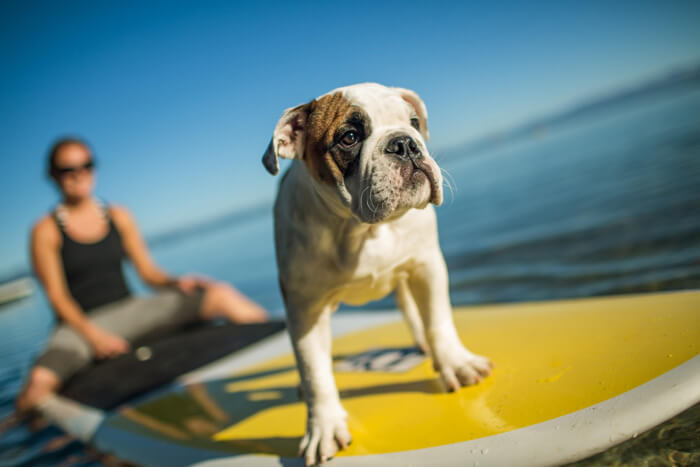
[
  {"xmin": 385, "ymin": 134, "xmax": 422, "ymax": 165},
  {"xmin": 383, "ymin": 133, "xmax": 442, "ymax": 206}
]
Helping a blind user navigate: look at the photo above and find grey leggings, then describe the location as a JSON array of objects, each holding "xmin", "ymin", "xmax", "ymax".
[{"xmin": 34, "ymin": 290, "xmax": 203, "ymax": 382}]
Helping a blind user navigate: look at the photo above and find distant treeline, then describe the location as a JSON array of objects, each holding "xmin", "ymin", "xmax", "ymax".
[
  {"xmin": 147, "ymin": 200, "xmax": 271, "ymax": 250},
  {"xmin": 439, "ymin": 61, "xmax": 700, "ymax": 161}
]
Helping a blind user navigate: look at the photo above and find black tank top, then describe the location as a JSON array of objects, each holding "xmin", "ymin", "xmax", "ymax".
[{"xmin": 54, "ymin": 204, "xmax": 131, "ymax": 311}]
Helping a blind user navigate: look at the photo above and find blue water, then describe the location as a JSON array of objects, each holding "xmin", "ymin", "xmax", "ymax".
[{"xmin": 2, "ymin": 82, "xmax": 700, "ymax": 465}]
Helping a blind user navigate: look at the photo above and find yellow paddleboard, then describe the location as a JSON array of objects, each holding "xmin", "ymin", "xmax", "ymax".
[{"xmin": 98, "ymin": 290, "xmax": 700, "ymax": 466}]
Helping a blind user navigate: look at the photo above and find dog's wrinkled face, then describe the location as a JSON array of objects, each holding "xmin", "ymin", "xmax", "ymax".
[{"xmin": 263, "ymin": 83, "xmax": 443, "ymax": 223}]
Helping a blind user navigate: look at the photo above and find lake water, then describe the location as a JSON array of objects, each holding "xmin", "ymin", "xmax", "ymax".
[{"xmin": 1, "ymin": 81, "xmax": 699, "ymax": 465}]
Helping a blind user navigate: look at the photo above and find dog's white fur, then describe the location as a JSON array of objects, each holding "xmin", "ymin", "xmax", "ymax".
[{"xmin": 264, "ymin": 83, "xmax": 492, "ymax": 465}]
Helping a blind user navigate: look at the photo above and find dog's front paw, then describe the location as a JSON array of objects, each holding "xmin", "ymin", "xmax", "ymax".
[
  {"xmin": 434, "ymin": 347, "xmax": 493, "ymax": 392},
  {"xmin": 299, "ymin": 405, "xmax": 352, "ymax": 466}
]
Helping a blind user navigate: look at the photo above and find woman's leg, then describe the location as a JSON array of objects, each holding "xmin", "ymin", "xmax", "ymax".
[
  {"xmin": 15, "ymin": 286, "xmax": 266, "ymax": 413},
  {"xmin": 16, "ymin": 364, "xmax": 103, "ymax": 441},
  {"xmin": 16, "ymin": 323, "xmax": 94, "ymax": 413},
  {"xmin": 15, "ymin": 366, "xmax": 61, "ymax": 413},
  {"xmin": 199, "ymin": 282, "xmax": 267, "ymax": 323}
]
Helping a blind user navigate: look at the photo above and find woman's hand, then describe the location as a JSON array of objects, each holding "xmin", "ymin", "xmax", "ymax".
[{"xmin": 83, "ymin": 324, "xmax": 130, "ymax": 359}]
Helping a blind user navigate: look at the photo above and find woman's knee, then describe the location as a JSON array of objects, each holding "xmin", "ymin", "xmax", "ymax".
[
  {"xmin": 200, "ymin": 282, "xmax": 253, "ymax": 317},
  {"xmin": 200, "ymin": 282, "xmax": 267, "ymax": 323},
  {"xmin": 200, "ymin": 282, "xmax": 231, "ymax": 316}
]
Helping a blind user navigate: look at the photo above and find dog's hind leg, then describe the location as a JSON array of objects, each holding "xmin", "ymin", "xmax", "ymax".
[{"xmin": 396, "ymin": 276, "xmax": 429, "ymax": 354}]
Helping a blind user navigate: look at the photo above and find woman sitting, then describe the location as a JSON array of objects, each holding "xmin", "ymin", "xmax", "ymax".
[{"xmin": 16, "ymin": 137, "xmax": 267, "ymax": 414}]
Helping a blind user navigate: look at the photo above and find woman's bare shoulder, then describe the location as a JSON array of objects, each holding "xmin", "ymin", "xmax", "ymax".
[
  {"xmin": 108, "ymin": 204, "xmax": 137, "ymax": 229},
  {"xmin": 108, "ymin": 203, "xmax": 130, "ymax": 216},
  {"xmin": 31, "ymin": 214, "xmax": 60, "ymax": 246}
]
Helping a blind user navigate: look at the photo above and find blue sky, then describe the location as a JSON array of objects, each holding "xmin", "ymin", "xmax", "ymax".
[{"xmin": 1, "ymin": 0, "xmax": 699, "ymax": 277}]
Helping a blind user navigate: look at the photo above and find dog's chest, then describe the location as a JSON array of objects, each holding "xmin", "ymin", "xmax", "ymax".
[{"xmin": 334, "ymin": 225, "xmax": 409, "ymax": 306}]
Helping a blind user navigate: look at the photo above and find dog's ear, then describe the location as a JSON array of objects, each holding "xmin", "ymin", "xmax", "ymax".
[
  {"xmin": 262, "ymin": 102, "xmax": 311, "ymax": 175},
  {"xmin": 393, "ymin": 87, "xmax": 429, "ymax": 142}
]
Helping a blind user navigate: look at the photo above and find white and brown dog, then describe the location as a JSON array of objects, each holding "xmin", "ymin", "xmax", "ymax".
[{"xmin": 263, "ymin": 83, "xmax": 492, "ymax": 465}]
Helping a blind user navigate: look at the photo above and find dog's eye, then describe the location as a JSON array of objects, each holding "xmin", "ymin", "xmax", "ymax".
[
  {"xmin": 340, "ymin": 131, "xmax": 359, "ymax": 147},
  {"xmin": 410, "ymin": 117, "xmax": 421, "ymax": 131}
]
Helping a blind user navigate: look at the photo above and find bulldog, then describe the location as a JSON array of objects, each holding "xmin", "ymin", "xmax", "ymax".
[{"xmin": 262, "ymin": 83, "xmax": 492, "ymax": 465}]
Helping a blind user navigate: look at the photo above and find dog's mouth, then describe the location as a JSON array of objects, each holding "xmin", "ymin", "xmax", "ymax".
[
  {"xmin": 349, "ymin": 151, "xmax": 443, "ymax": 224},
  {"xmin": 412, "ymin": 159, "xmax": 443, "ymax": 206}
]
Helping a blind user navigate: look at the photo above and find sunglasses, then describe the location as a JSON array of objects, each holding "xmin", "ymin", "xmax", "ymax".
[{"xmin": 54, "ymin": 160, "xmax": 96, "ymax": 177}]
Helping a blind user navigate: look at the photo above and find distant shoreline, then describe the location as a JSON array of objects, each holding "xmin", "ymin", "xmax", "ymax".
[{"xmin": 439, "ymin": 61, "xmax": 700, "ymax": 161}]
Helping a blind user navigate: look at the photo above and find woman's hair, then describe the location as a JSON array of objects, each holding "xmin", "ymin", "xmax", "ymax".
[{"xmin": 47, "ymin": 137, "xmax": 93, "ymax": 180}]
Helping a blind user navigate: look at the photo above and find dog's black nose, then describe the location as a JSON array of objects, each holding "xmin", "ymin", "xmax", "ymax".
[{"xmin": 385, "ymin": 135, "xmax": 421, "ymax": 160}]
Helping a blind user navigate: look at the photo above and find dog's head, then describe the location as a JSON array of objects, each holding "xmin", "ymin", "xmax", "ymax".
[{"xmin": 263, "ymin": 83, "xmax": 442, "ymax": 223}]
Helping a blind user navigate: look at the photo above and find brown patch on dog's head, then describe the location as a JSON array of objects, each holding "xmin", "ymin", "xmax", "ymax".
[
  {"xmin": 304, "ymin": 93, "xmax": 352, "ymax": 184},
  {"xmin": 263, "ymin": 91, "xmax": 371, "ymax": 206},
  {"xmin": 305, "ymin": 93, "xmax": 371, "ymax": 186}
]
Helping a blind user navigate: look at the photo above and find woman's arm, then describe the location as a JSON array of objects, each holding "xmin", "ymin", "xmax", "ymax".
[
  {"xmin": 31, "ymin": 217, "xmax": 129, "ymax": 358},
  {"xmin": 110, "ymin": 206, "xmax": 181, "ymax": 289},
  {"xmin": 31, "ymin": 217, "xmax": 93, "ymax": 333}
]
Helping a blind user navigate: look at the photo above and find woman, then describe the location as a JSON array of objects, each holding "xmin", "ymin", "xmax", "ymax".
[{"xmin": 16, "ymin": 137, "xmax": 267, "ymax": 413}]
